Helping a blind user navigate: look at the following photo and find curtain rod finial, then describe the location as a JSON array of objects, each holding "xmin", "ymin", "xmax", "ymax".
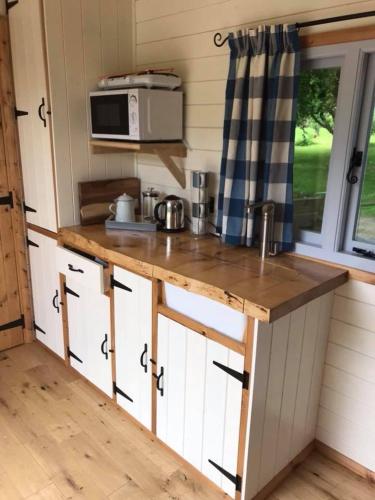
[{"xmin": 214, "ymin": 32, "xmax": 228, "ymax": 47}]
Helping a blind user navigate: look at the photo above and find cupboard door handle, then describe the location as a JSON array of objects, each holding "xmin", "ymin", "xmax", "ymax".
[
  {"xmin": 153, "ymin": 366, "xmax": 164, "ymax": 397},
  {"xmin": 68, "ymin": 264, "xmax": 84, "ymax": 273},
  {"xmin": 101, "ymin": 334, "xmax": 108, "ymax": 360},
  {"xmin": 38, "ymin": 97, "xmax": 47, "ymax": 127},
  {"xmin": 140, "ymin": 343, "xmax": 148, "ymax": 373},
  {"xmin": 52, "ymin": 290, "xmax": 60, "ymax": 313}
]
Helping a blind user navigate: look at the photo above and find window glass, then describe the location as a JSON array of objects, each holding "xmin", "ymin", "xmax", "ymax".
[
  {"xmin": 293, "ymin": 66, "xmax": 341, "ymax": 235},
  {"xmin": 354, "ymin": 108, "xmax": 375, "ymax": 244}
]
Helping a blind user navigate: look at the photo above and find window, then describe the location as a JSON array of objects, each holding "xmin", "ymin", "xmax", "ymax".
[
  {"xmin": 293, "ymin": 40, "xmax": 375, "ymax": 272},
  {"xmin": 294, "ymin": 59, "xmax": 341, "ymax": 242}
]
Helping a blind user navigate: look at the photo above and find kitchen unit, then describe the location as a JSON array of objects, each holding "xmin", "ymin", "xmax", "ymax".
[{"xmin": 54, "ymin": 225, "xmax": 347, "ymax": 499}]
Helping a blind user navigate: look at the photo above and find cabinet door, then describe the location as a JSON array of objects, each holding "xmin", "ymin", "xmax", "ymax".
[
  {"xmin": 27, "ymin": 230, "xmax": 64, "ymax": 358},
  {"xmin": 157, "ymin": 315, "xmax": 244, "ymax": 498},
  {"xmin": 66, "ymin": 279, "xmax": 112, "ymax": 397},
  {"xmin": 9, "ymin": 0, "xmax": 57, "ymax": 231},
  {"xmin": 113, "ymin": 266, "xmax": 152, "ymax": 429}
]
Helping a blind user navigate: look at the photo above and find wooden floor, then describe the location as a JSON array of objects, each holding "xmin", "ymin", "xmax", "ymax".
[{"xmin": 0, "ymin": 343, "xmax": 374, "ymax": 500}]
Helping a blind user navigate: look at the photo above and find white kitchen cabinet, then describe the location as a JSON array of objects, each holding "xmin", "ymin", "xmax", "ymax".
[
  {"xmin": 9, "ymin": 0, "xmax": 57, "ymax": 232},
  {"xmin": 27, "ymin": 229, "xmax": 63, "ymax": 358},
  {"xmin": 157, "ymin": 314, "xmax": 244, "ymax": 498},
  {"xmin": 65, "ymin": 277, "xmax": 112, "ymax": 397},
  {"xmin": 113, "ymin": 266, "xmax": 152, "ymax": 430}
]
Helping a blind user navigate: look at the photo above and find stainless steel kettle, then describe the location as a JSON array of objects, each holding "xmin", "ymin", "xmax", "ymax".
[{"xmin": 154, "ymin": 195, "xmax": 185, "ymax": 232}]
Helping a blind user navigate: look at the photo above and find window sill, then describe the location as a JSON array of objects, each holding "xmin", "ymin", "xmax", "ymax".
[{"xmin": 292, "ymin": 242, "xmax": 375, "ymax": 283}]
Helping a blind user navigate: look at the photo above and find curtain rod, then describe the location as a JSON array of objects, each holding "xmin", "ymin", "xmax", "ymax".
[{"xmin": 213, "ymin": 10, "xmax": 375, "ymax": 47}]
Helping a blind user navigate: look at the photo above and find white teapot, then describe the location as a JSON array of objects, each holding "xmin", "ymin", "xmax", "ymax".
[{"xmin": 109, "ymin": 193, "xmax": 135, "ymax": 223}]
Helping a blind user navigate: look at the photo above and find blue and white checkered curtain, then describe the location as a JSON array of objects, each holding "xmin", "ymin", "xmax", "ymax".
[{"xmin": 216, "ymin": 24, "xmax": 300, "ymax": 251}]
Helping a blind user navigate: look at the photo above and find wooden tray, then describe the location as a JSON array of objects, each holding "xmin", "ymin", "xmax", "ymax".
[{"xmin": 79, "ymin": 177, "xmax": 141, "ymax": 225}]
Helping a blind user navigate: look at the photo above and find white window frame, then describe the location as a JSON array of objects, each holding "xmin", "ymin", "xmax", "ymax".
[{"xmin": 294, "ymin": 39, "xmax": 375, "ymax": 273}]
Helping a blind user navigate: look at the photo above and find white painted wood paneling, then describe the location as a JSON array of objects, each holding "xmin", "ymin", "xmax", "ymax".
[
  {"xmin": 318, "ymin": 280, "xmax": 375, "ymax": 473},
  {"xmin": 9, "ymin": 0, "xmax": 57, "ymax": 232},
  {"xmin": 113, "ymin": 266, "xmax": 153, "ymax": 430},
  {"xmin": 42, "ymin": 0, "xmax": 135, "ymax": 227},
  {"xmin": 66, "ymin": 278, "xmax": 112, "ymax": 397},
  {"xmin": 27, "ymin": 230, "xmax": 64, "ymax": 358},
  {"xmin": 242, "ymin": 293, "xmax": 333, "ymax": 498},
  {"xmin": 157, "ymin": 315, "xmax": 243, "ymax": 498}
]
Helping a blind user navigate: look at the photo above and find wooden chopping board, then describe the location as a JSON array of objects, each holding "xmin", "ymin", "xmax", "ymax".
[{"xmin": 79, "ymin": 177, "xmax": 141, "ymax": 225}]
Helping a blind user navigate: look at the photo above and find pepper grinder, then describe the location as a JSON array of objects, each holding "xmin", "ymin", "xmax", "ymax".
[{"xmin": 191, "ymin": 171, "xmax": 209, "ymax": 235}]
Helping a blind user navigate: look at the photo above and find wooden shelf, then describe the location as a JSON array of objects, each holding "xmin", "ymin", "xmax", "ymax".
[{"xmin": 90, "ymin": 140, "xmax": 187, "ymax": 188}]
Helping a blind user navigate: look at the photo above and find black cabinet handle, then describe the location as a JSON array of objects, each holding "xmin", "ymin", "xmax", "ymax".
[
  {"xmin": 153, "ymin": 366, "xmax": 164, "ymax": 397},
  {"xmin": 52, "ymin": 290, "xmax": 60, "ymax": 313},
  {"xmin": 68, "ymin": 264, "xmax": 84, "ymax": 273},
  {"xmin": 140, "ymin": 343, "xmax": 148, "ymax": 373},
  {"xmin": 101, "ymin": 334, "xmax": 108, "ymax": 360},
  {"xmin": 38, "ymin": 97, "xmax": 47, "ymax": 127}
]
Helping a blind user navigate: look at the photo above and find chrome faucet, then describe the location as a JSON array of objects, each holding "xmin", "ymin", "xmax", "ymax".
[{"xmin": 247, "ymin": 201, "xmax": 279, "ymax": 259}]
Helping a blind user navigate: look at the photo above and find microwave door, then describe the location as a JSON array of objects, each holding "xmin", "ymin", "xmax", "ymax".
[{"xmin": 90, "ymin": 94, "xmax": 130, "ymax": 139}]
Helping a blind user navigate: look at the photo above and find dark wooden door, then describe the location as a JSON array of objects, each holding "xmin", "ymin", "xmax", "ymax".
[{"xmin": 0, "ymin": 116, "xmax": 23, "ymax": 350}]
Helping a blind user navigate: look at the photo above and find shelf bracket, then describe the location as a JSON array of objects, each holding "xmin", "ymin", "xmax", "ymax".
[{"xmin": 155, "ymin": 150, "xmax": 186, "ymax": 189}]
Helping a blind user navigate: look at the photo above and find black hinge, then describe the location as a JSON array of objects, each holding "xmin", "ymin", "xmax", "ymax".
[
  {"xmin": 6, "ymin": 0, "xmax": 18, "ymax": 12},
  {"xmin": 113, "ymin": 382, "xmax": 133, "ymax": 402},
  {"xmin": 208, "ymin": 460, "xmax": 242, "ymax": 492},
  {"xmin": 63, "ymin": 283, "xmax": 80, "ymax": 298},
  {"xmin": 33, "ymin": 321, "xmax": 46, "ymax": 335},
  {"xmin": 14, "ymin": 107, "xmax": 28, "ymax": 119},
  {"xmin": 346, "ymin": 148, "xmax": 363, "ymax": 184},
  {"xmin": 213, "ymin": 360, "xmax": 249, "ymax": 390},
  {"xmin": 110, "ymin": 275, "xmax": 132, "ymax": 292},
  {"xmin": 0, "ymin": 315, "xmax": 24, "ymax": 332},
  {"xmin": 353, "ymin": 247, "xmax": 375, "ymax": 259},
  {"xmin": 0, "ymin": 191, "xmax": 13, "ymax": 209},
  {"xmin": 26, "ymin": 238, "xmax": 39, "ymax": 248},
  {"xmin": 23, "ymin": 202, "xmax": 37, "ymax": 214},
  {"xmin": 67, "ymin": 347, "xmax": 83, "ymax": 364}
]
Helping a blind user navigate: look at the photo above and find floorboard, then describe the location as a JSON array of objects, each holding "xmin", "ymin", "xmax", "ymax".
[{"xmin": 0, "ymin": 343, "xmax": 374, "ymax": 499}]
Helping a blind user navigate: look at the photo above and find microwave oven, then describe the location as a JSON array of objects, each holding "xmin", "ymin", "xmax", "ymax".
[{"xmin": 90, "ymin": 88, "xmax": 183, "ymax": 141}]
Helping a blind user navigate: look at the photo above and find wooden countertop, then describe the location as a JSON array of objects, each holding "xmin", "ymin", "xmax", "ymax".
[{"xmin": 59, "ymin": 225, "xmax": 348, "ymax": 323}]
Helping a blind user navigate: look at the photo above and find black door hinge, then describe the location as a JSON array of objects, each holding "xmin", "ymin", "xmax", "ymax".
[
  {"xmin": 346, "ymin": 148, "xmax": 363, "ymax": 184},
  {"xmin": 353, "ymin": 247, "xmax": 375, "ymax": 259},
  {"xmin": 0, "ymin": 315, "xmax": 24, "ymax": 332},
  {"xmin": 6, "ymin": 0, "xmax": 18, "ymax": 12},
  {"xmin": 0, "ymin": 191, "xmax": 13, "ymax": 209},
  {"xmin": 63, "ymin": 283, "xmax": 80, "ymax": 298},
  {"xmin": 23, "ymin": 202, "xmax": 37, "ymax": 214},
  {"xmin": 67, "ymin": 347, "xmax": 83, "ymax": 364},
  {"xmin": 33, "ymin": 321, "xmax": 46, "ymax": 335},
  {"xmin": 110, "ymin": 275, "xmax": 132, "ymax": 292},
  {"xmin": 208, "ymin": 460, "xmax": 242, "ymax": 492},
  {"xmin": 26, "ymin": 238, "xmax": 39, "ymax": 248},
  {"xmin": 113, "ymin": 382, "xmax": 133, "ymax": 402},
  {"xmin": 213, "ymin": 360, "xmax": 249, "ymax": 390},
  {"xmin": 14, "ymin": 107, "xmax": 28, "ymax": 119}
]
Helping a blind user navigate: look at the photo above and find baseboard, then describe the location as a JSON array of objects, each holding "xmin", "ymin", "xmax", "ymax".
[
  {"xmin": 252, "ymin": 441, "xmax": 316, "ymax": 500},
  {"xmin": 315, "ymin": 440, "xmax": 375, "ymax": 484}
]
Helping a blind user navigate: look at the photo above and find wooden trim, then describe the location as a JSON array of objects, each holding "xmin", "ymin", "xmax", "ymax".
[
  {"xmin": 301, "ymin": 24, "xmax": 375, "ymax": 50},
  {"xmin": 151, "ymin": 279, "xmax": 161, "ymax": 434},
  {"xmin": 157, "ymin": 303, "xmax": 246, "ymax": 355},
  {"xmin": 0, "ymin": 16, "xmax": 33, "ymax": 343},
  {"xmin": 315, "ymin": 440, "xmax": 375, "ymax": 483},
  {"xmin": 109, "ymin": 264, "xmax": 117, "ymax": 402},
  {"xmin": 39, "ymin": 0, "xmax": 59, "ymax": 230},
  {"xmin": 289, "ymin": 251, "xmax": 375, "ymax": 285},
  {"xmin": 59, "ymin": 273, "xmax": 69, "ymax": 367},
  {"xmin": 235, "ymin": 317, "xmax": 255, "ymax": 500},
  {"xmin": 27, "ymin": 222, "xmax": 58, "ymax": 240},
  {"xmin": 252, "ymin": 441, "xmax": 316, "ymax": 500}
]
